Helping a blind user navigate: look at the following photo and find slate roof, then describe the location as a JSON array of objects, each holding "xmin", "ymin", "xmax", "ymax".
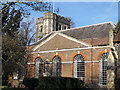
[
  {"xmin": 30, "ymin": 22, "xmax": 115, "ymax": 47},
  {"xmin": 61, "ymin": 22, "xmax": 114, "ymax": 40}
]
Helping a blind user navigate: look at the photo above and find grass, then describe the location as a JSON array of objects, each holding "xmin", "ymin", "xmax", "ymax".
[{"xmin": 2, "ymin": 88, "xmax": 28, "ymax": 90}]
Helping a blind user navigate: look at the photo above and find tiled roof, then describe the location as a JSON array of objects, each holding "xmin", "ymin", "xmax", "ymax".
[
  {"xmin": 30, "ymin": 22, "xmax": 115, "ymax": 46},
  {"xmin": 59, "ymin": 22, "xmax": 114, "ymax": 40}
]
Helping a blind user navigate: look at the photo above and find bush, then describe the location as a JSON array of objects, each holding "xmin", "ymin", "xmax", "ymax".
[
  {"xmin": 37, "ymin": 77, "xmax": 84, "ymax": 89},
  {"xmin": 0, "ymin": 86, "xmax": 8, "ymax": 88},
  {"xmin": 115, "ymin": 78, "xmax": 120, "ymax": 89},
  {"xmin": 23, "ymin": 78, "xmax": 38, "ymax": 90}
]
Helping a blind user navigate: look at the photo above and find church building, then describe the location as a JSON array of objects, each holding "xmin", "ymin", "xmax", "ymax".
[{"xmin": 25, "ymin": 12, "xmax": 120, "ymax": 88}]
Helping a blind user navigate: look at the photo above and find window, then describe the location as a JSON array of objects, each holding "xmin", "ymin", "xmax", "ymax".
[
  {"xmin": 64, "ymin": 26, "xmax": 67, "ymax": 29},
  {"xmin": 68, "ymin": 26, "xmax": 70, "ymax": 29},
  {"xmin": 52, "ymin": 55, "xmax": 61, "ymax": 76},
  {"xmin": 99, "ymin": 53, "xmax": 109, "ymax": 86},
  {"xmin": 35, "ymin": 57, "xmax": 43, "ymax": 78},
  {"xmin": 40, "ymin": 25, "xmax": 43, "ymax": 32},
  {"xmin": 59, "ymin": 24, "xmax": 61, "ymax": 30},
  {"xmin": 73, "ymin": 54, "xmax": 85, "ymax": 81},
  {"xmin": 56, "ymin": 23, "xmax": 58, "ymax": 31}
]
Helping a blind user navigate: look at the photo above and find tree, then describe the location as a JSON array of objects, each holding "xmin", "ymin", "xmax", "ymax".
[
  {"xmin": 18, "ymin": 17, "xmax": 36, "ymax": 46},
  {"xmin": 2, "ymin": 2, "xmax": 52, "ymax": 37},
  {"xmin": 113, "ymin": 19, "xmax": 120, "ymax": 36},
  {"xmin": 67, "ymin": 17, "xmax": 75, "ymax": 28},
  {"xmin": 2, "ymin": 1, "xmax": 52, "ymax": 86},
  {"xmin": 2, "ymin": 35, "xmax": 26, "ymax": 86},
  {"xmin": 2, "ymin": 2, "xmax": 22, "ymax": 37}
]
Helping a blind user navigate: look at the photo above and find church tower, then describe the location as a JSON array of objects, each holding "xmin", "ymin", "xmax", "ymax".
[{"xmin": 35, "ymin": 12, "xmax": 71, "ymax": 42}]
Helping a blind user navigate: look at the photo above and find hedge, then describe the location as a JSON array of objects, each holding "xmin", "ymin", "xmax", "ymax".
[
  {"xmin": 23, "ymin": 77, "xmax": 85, "ymax": 89},
  {"xmin": 37, "ymin": 77, "xmax": 84, "ymax": 89},
  {"xmin": 23, "ymin": 78, "xmax": 38, "ymax": 90}
]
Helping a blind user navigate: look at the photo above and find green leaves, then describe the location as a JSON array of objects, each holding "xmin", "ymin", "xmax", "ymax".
[
  {"xmin": 2, "ymin": 35, "xmax": 26, "ymax": 74},
  {"xmin": 2, "ymin": 2, "xmax": 52, "ymax": 37},
  {"xmin": 114, "ymin": 19, "xmax": 120, "ymax": 36},
  {"xmin": 2, "ymin": 2, "xmax": 52, "ymax": 84}
]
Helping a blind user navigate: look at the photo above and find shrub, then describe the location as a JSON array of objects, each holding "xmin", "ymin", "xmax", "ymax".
[
  {"xmin": 37, "ymin": 77, "xmax": 84, "ymax": 89},
  {"xmin": 23, "ymin": 78, "xmax": 38, "ymax": 90},
  {"xmin": 115, "ymin": 78, "xmax": 120, "ymax": 89}
]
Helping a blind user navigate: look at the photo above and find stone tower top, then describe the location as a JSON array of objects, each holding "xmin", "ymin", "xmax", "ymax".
[{"xmin": 35, "ymin": 12, "xmax": 71, "ymax": 42}]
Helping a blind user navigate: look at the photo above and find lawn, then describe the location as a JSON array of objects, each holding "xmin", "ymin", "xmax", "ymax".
[{"xmin": 2, "ymin": 88, "xmax": 28, "ymax": 90}]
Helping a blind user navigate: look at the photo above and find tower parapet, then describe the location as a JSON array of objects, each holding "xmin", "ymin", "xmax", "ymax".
[{"xmin": 35, "ymin": 12, "xmax": 71, "ymax": 42}]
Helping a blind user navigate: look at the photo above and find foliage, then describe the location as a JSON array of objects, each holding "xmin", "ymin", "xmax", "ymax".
[
  {"xmin": 23, "ymin": 78, "xmax": 39, "ymax": 90},
  {"xmin": 2, "ymin": 1, "xmax": 52, "ymax": 86},
  {"xmin": 113, "ymin": 19, "xmax": 120, "ymax": 37},
  {"xmin": 2, "ymin": 2, "xmax": 23, "ymax": 37},
  {"xmin": 2, "ymin": 88, "xmax": 28, "ymax": 90},
  {"xmin": 2, "ymin": 35, "xmax": 26, "ymax": 73},
  {"xmin": 0, "ymin": 86, "xmax": 8, "ymax": 88},
  {"xmin": 2, "ymin": 35, "xmax": 26, "ymax": 86},
  {"xmin": 37, "ymin": 77, "xmax": 84, "ymax": 89},
  {"xmin": 67, "ymin": 17, "xmax": 75, "ymax": 28},
  {"xmin": 115, "ymin": 78, "xmax": 120, "ymax": 89},
  {"xmin": 2, "ymin": 2, "xmax": 52, "ymax": 37}
]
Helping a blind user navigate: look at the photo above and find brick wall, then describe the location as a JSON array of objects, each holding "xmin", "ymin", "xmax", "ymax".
[
  {"xmin": 26, "ymin": 33, "xmax": 112, "ymax": 86},
  {"xmin": 36, "ymin": 34, "xmax": 86, "ymax": 51},
  {"xmin": 27, "ymin": 47, "xmax": 110, "ymax": 85}
]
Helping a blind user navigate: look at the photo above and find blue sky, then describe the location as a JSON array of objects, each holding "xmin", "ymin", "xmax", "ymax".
[{"xmin": 30, "ymin": 2, "xmax": 118, "ymax": 28}]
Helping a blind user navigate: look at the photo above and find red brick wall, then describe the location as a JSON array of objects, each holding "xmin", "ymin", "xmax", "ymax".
[
  {"xmin": 81, "ymin": 37, "xmax": 109, "ymax": 46},
  {"xmin": 27, "ymin": 34, "xmax": 111, "ymax": 85},
  {"xmin": 36, "ymin": 34, "xmax": 86, "ymax": 51},
  {"xmin": 27, "ymin": 47, "xmax": 110, "ymax": 85},
  {"xmin": 114, "ymin": 30, "xmax": 120, "ymax": 42}
]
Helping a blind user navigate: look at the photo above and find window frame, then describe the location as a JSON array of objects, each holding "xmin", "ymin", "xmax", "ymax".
[
  {"xmin": 99, "ymin": 52, "xmax": 109, "ymax": 86},
  {"xmin": 52, "ymin": 55, "xmax": 62, "ymax": 76},
  {"xmin": 73, "ymin": 54, "xmax": 85, "ymax": 81},
  {"xmin": 35, "ymin": 57, "xmax": 43, "ymax": 78}
]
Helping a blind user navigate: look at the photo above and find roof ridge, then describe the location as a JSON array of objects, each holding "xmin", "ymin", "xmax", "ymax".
[{"xmin": 53, "ymin": 21, "xmax": 115, "ymax": 33}]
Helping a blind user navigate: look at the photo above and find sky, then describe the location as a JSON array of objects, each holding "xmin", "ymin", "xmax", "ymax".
[{"xmin": 30, "ymin": 2, "xmax": 118, "ymax": 28}]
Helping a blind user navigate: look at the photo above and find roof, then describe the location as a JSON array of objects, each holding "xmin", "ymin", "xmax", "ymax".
[
  {"xmin": 60, "ymin": 22, "xmax": 115, "ymax": 40},
  {"xmin": 114, "ymin": 28, "xmax": 120, "ymax": 42},
  {"xmin": 30, "ymin": 22, "xmax": 115, "ymax": 47}
]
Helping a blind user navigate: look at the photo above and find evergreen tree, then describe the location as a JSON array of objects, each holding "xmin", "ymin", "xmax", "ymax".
[{"xmin": 1, "ymin": 1, "xmax": 52, "ymax": 86}]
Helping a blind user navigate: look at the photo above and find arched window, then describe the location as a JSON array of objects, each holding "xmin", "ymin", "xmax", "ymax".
[
  {"xmin": 35, "ymin": 57, "xmax": 43, "ymax": 78},
  {"xmin": 73, "ymin": 54, "xmax": 85, "ymax": 81},
  {"xmin": 40, "ymin": 25, "xmax": 43, "ymax": 32},
  {"xmin": 52, "ymin": 55, "xmax": 61, "ymax": 76},
  {"xmin": 99, "ymin": 53, "xmax": 109, "ymax": 86}
]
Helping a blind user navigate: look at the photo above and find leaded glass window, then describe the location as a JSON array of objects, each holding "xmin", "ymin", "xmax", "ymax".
[
  {"xmin": 52, "ymin": 55, "xmax": 61, "ymax": 76},
  {"xmin": 35, "ymin": 57, "xmax": 43, "ymax": 78},
  {"xmin": 73, "ymin": 54, "xmax": 85, "ymax": 81},
  {"xmin": 99, "ymin": 53, "xmax": 109, "ymax": 86}
]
